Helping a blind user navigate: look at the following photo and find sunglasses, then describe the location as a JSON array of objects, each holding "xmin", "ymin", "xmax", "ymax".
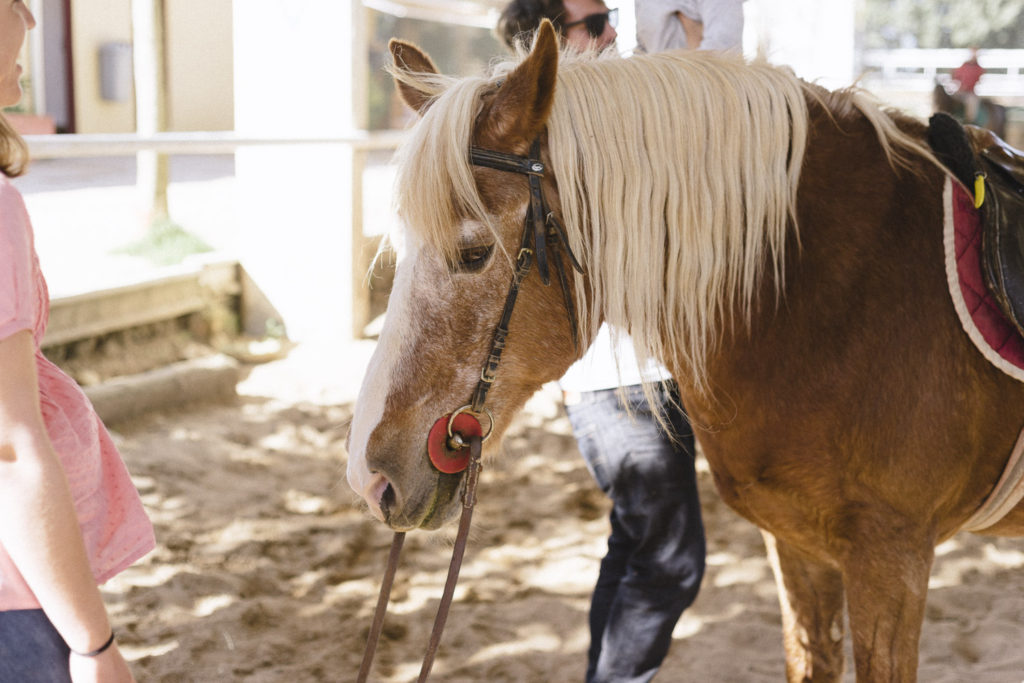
[{"xmin": 563, "ymin": 8, "xmax": 618, "ymax": 39}]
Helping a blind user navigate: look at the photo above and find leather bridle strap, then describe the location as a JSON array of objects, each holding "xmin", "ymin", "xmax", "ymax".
[
  {"xmin": 467, "ymin": 138, "xmax": 583, "ymax": 413},
  {"xmin": 416, "ymin": 436, "xmax": 483, "ymax": 681},
  {"xmin": 355, "ymin": 531, "xmax": 405, "ymax": 683},
  {"xmin": 356, "ymin": 436, "xmax": 483, "ymax": 683},
  {"xmin": 469, "ymin": 220, "xmax": 535, "ymax": 412}
]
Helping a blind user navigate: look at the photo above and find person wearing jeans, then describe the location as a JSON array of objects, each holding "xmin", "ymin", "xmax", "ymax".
[
  {"xmin": 566, "ymin": 380, "xmax": 704, "ymax": 682},
  {"xmin": 561, "ymin": 324, "xmax": 705, "ymax": 683},
  {"xmin": 495, "ymin": 2, "xmax": 708, "ymax": 680}
]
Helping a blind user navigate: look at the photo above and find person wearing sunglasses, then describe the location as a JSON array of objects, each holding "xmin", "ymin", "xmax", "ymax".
[
  {"xmin": 495, "ymin": 3, "xmax": 707, "ymax": 683},
  {"xmin": 636, "ymin": 0, "xmax": 744, "ymax": 54},
  {"xmin": 497, "ymin": 0, "xmax": 619, "ymax": 51},
  {"xmin": 562, "ymin": 5, "xmax": 619, "ymax": 48}
]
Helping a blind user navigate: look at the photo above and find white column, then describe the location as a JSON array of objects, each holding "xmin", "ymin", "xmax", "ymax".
[{"xmin": 233, "ymin": 0, "xmax": 367, "ymax": 341}]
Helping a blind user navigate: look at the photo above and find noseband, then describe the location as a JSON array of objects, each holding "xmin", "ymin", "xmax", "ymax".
[{"xmin": 357, "ymin": 138, "xmax": 584, "ymax": 682}]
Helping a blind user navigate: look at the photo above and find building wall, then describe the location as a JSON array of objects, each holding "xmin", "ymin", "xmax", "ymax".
[
  {"xmin": 70, "ymin": 0, "xmax": 133, "ymax": 133},
  {"xmin": 166, "ymin": 0, "xmax": 233, "ymax": 130},
  {"xmin": 69, "ymin": 0, "xmax": 233, "ymax": 133}
]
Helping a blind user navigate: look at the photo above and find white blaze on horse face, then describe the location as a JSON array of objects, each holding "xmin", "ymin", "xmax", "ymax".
[
  {"xmin": 347, "ymin": 219, "xmax": 504, "ymax": 522},
  {"xmin": 346, "ymin": 244, "xmax": 420, "ymax": 521}
]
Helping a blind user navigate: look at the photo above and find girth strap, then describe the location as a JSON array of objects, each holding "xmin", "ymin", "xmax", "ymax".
[{"xmin": 960, "ymin": 424, "xmax": 1024, "ymax": 532}]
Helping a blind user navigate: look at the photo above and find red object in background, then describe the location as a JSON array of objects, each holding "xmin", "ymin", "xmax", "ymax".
[{"xmin": 954, "ymin": 59, "xmax": 985, "ymax": 94}]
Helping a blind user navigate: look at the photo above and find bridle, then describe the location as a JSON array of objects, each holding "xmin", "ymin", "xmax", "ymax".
[
  {"xmin": 356, "ymin": 137, "xmax": 583, "ymax": 682},
  {"xmin": 425, "ymin": 138, "xmax": 585, "ymax": 473}
]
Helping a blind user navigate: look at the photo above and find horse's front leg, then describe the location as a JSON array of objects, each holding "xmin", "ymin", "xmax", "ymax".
[
  {"xmin": 762, "ymin": 530, "xmax": 846, "ymax": 683},
  {"xmin": 839, "ymin": 517, "xmax": 935, "ymax": 682}
]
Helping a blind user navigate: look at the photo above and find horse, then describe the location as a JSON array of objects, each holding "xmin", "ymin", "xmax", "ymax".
[
  {"xmin": 346, "ymin": 21, "xmax": 1024, "ymax": 681},
  {"xmin": 933, "ymin": 80, "xmax": 1007, "ymax": 138}
]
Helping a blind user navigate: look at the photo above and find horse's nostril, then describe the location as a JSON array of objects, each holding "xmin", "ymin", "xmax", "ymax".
[{"xmin": 380, "ymin": 483, "xmax": 397, "ymax": 520}]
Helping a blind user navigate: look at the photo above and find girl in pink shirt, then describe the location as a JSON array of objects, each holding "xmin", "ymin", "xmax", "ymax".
[{"xmin": 0, "ymin": 3, "xmax": 154, "ymax": 681}]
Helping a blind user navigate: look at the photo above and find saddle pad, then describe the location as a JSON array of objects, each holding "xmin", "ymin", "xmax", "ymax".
[
  {"xmin": 944, "ymin": 177, "xmax": 1024, "ymax": 381},
  {"xmin": 945, "ymin": 177, "xmax": 1024, "ymax": 532}
]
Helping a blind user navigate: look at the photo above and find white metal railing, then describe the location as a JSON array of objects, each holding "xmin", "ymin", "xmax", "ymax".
[
  {"xmin": 24, "ymin": 129, "xmax": 406, "ymax": 159},
  {"xmin": 363, "ymin": 0, "xmax": 503, "ymax": 29},
  {"xmin": 860, "ymin": 48, "xmax": 1024, "ymax": 97},
  {"xmin": 24, "ymin": 129, "xmax": 407, "ymax": 339}
]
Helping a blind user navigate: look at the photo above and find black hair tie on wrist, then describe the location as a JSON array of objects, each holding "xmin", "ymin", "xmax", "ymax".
[{"xmin": 71, "ymin": 631, "xmax": 115, "ymax": 658}]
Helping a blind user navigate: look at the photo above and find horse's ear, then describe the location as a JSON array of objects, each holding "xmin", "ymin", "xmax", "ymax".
[
  {"xmin": 478, "ymin": 19, "xmax": 559, "ymax": 147},
  {"xmin": 389, "ymin": 38, "xmax": 440, "ymax": 115}
]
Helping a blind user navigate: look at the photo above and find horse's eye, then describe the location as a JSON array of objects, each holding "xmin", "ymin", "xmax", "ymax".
[{"xmin": 455, "ymin": 244, "xmax": 493, "ymax": 272}]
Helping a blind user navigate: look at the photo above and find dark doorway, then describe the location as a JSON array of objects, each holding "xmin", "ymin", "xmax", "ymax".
[{"xmin": 39, "ymin": 0, "xmax": 75, "ymax": 132}]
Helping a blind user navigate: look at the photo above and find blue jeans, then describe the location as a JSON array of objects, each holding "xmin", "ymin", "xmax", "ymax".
[
  {"xmin": 0, "ymin": 609, "xmax": 71, "ymax": 682},
  {"xmin": 566, "ymin": 382, "xmax": 705, "ymax": 683}
]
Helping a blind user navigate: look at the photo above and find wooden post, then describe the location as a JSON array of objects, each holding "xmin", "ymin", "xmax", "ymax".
[
  {"xmin": 350, "ymin": 1, "xmax": 371, "ymax": 338},
  {"xmin": 132, "ymin": 0, "xmax": 170, "ymax": 226}
]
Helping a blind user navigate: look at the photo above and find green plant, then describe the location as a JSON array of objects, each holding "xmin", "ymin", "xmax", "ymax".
[{"xmin": 114, "ymin": 219, "xmax": 213, "ymax": 266}]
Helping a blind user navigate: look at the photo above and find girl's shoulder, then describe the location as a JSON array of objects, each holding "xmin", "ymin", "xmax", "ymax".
[
  {"xmin": 0, "ymin": 176, "xmax": 32, "ymax": 252},
  {"xmin": 0, "ymin": 175, "xmax": 29, "ymax": 224},
  {"xmin": 0, "ymin": 174, "xmax": 26, "ymax": 207}
]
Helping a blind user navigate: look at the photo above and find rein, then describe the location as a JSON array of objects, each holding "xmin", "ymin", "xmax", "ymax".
[
  {"xmin": 356, "ymin": 138, "xmax": 582, "ymax": 681},
  {"xmin": 356, "ymin": 437, "xmax": 482, "ymax": 683}
]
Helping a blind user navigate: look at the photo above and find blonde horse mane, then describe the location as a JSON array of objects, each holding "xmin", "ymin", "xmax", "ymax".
[{"xmin": 392, "ymin": 48, "xmax": 938, "ymax": 393}]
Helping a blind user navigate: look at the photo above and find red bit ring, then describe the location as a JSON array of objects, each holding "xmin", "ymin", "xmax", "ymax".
[{"xmin": 427, "ymin": 406, "xmax": 494, "ymax": 474}]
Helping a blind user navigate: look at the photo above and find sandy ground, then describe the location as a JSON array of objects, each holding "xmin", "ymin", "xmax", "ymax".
[{"xmin": 82, "ymin": 340, "xmax": 1024, "ymax": 683}]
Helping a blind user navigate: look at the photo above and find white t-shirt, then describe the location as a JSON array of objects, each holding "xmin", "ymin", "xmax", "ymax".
[
  {"xmin": 559, "ymin": 323, "xmax": 672, "ymax": 392},
  {"xmin": 635, "ymin": 0, "xmax": 744, "ymax": 53}
]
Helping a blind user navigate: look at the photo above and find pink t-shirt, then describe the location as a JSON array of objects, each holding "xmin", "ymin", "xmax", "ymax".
[{"xmin": 0, "ymin": 176, "xmax": 155, "ymax": 610}]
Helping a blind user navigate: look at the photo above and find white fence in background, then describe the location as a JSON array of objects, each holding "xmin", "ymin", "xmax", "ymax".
[
  {"xmin": 24, "ymin": 131, "xmax": 405, "ymax": 158},
  {"xmin": 25, "ymin": 131, "xmax": 405, "ymax": 339},
  {"xmin": 860, "ymin": 49, "xmax": 1024, "ymax": 98}
]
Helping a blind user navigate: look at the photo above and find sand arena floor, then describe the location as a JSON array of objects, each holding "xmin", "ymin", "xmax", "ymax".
[{"xmin": 88, "ymin": 341, "xmax": 1024, "ymax": 682}]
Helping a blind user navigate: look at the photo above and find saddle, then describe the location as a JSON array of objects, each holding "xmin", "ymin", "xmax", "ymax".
[{"xmin": 928, "ymin": 113, "xmax": 1024, "ymax": 338}]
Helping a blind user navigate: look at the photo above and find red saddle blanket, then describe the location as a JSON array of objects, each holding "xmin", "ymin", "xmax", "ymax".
[
  {"xmin": 946, "ymin": 178, "xmax": 1024, "ymax": 380},
  {"xmin": 946, "ymin": 178, "xmax": 1024, "ymax": 532}
]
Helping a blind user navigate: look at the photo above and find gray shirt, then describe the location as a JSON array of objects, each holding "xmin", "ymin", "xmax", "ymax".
[{"xmin": 635, "ymin": 0, "xmax": 744, "ymax": 53}]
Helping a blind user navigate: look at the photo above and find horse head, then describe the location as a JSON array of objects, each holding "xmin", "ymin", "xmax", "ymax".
[{"xmin": 346, "ymin": 22, "xmax": 585, "ymax": 531}]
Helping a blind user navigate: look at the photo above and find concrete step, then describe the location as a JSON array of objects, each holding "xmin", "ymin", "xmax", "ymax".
[
  {"xmin": 43, "ymin": 259, "xmax": 242, "ymax": 348},
  {"xmin": 40, "ymin": 259, "xmax": 250, "ymax": 423}
]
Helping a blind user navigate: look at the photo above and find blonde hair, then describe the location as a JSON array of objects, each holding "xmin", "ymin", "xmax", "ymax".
[
  {"xmin": 393, "ymin": 48, "xmax": 938, "ymax": 392},
  {"xmin": 0, "ymin": 113, "xmax": 29, "ymax": 177}
]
